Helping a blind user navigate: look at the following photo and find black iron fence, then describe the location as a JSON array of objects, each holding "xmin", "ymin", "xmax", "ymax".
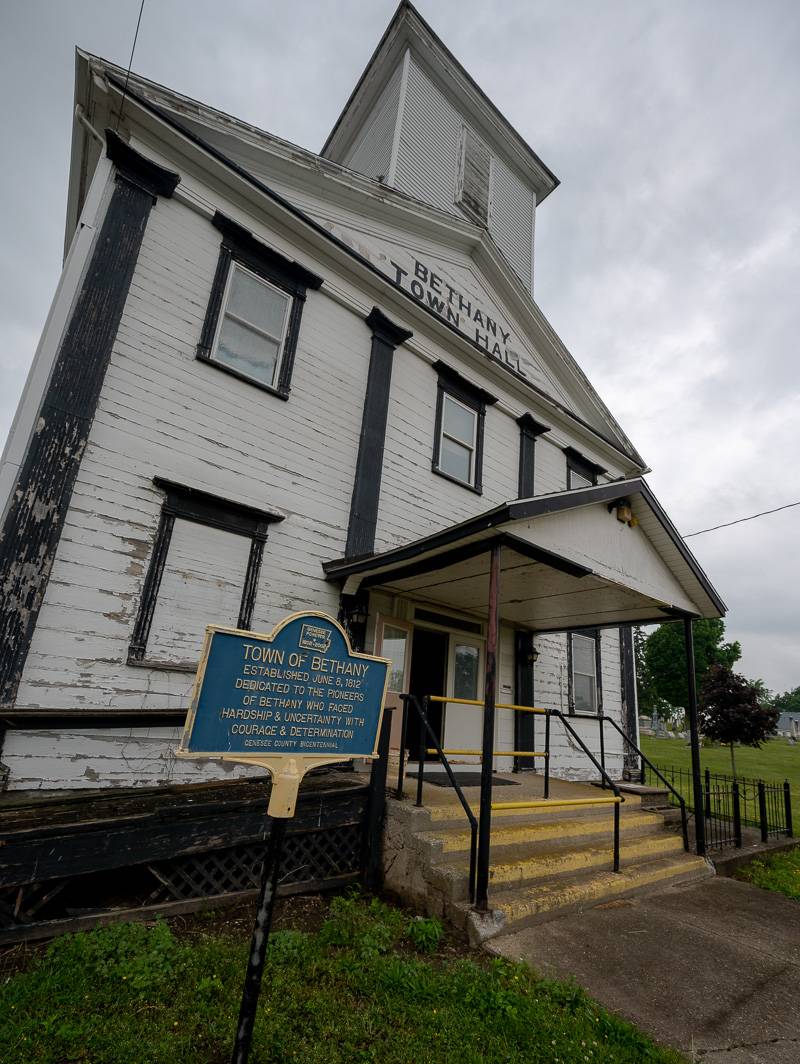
[{"xmin": 644, "ymin": 762, "xmax": 793, "ymax": 850}]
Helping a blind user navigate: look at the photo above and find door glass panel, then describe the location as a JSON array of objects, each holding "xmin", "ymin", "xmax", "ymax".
[
  {"xmin": 382, "ymin": 625, "xmax": 408, "ymax": 693},
  {"xmin": 453, "ymin": 642, "xmax": 480, "ymax": 700}
]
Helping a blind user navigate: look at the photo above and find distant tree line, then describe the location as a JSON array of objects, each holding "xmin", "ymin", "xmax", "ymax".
[{"xmin": 634, "ymin": 619, "xmax": 785, "ymax": 776}]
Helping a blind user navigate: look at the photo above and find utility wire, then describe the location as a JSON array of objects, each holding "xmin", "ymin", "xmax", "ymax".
[
  {"xmin": 115, "ymin": 0, "xmax": 146, "ymax": 131},
  {"xmin": 684, "ymin": 499, "xmax": 800, "ymax": 538}
]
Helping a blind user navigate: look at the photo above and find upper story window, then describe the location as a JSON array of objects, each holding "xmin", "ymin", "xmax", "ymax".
[
  {"xmin": 456, "ymin": 125, "xmax": 491, "ymax": 226},
  {"xmin": 432, "ymin": 361, "xmax": 497, "ymax": 494},
  {"xmin": 569, "ymin": 631, "xmax": 601, "ymax": 715},
  {"xmin": 214, "ymin": 264, "xmax": 291, "ymax": 389},
  {"xmin": 197, "ymin": 212, "xmax": 322, "ymax": 400},
  {"xmin": 564, "ymin": 446, "xmax": 606, "ymax": 490}
]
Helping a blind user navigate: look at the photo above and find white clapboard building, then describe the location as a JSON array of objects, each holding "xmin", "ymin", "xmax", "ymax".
[{"xmin": 0, "ymin": 1, "xmax": 724, "ymax": 803}]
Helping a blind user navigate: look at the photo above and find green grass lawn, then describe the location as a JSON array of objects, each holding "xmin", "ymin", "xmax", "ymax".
[
  {"xmin": 735, "ymin": 846, "xmax": 800, "ymax": 901},
  {"xmin": 0, "ymin": 893, "xmax": 683, "ymax": 1064},
  {"xmin": 640, "ymin": 735, "xmax": 800, "ymax": 825}
]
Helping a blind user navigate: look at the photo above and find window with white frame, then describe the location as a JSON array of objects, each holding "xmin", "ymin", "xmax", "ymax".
[
  {"xmin": 439, "ymin": 393, "xmax": 478, "ymax": 484},
  {"xmin": 569, "ymin": 631, "xmax": 601, "ymax": 714},
  {"xmin": 431, "ymin": 361, "xmax": 496, "ymax": 493},
  {"xmin": 213, "ymin": 264, "xmax": 291, "ymax": 389},
  {"xmin": 196, "ymin": 211, "xmax": 321, "ymax": 400}
]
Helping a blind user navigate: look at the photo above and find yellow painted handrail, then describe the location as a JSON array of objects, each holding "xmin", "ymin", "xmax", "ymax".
[
  {"xmin": 491, "ymin": 796, "xmax": 622, "ymax": 812},
  {"xmin": 425, "ymin": 749, "xmax": 548, "ymax": 758},
  {"xmin": 426, "ymin": 695, "xmax": 547, "ymax": 715}
]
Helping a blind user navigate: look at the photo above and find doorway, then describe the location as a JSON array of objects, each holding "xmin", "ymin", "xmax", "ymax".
[{"xmin": 406, "ymin": 627, "xmax": 449, "ymax": 760}]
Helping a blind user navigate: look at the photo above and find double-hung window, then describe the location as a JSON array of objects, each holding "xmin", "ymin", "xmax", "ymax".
[
  {"xmin": 569, "ymin": 631, "xmax": 602, "ymax": 715},
  {"xmin": 431, "ymin": 361, "xmax": 497, "ymax": 493},
  {"xmin": 564, "ymin": 446, "xmax": 606, "ymax": 490},
  {"xmin": 197, "ymin": 212, "xmax": 322, "ymax": 399}
]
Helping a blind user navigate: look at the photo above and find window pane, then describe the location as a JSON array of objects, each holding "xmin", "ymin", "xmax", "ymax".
[
  {"xmin": 454, "ymin": 643, "xmax": 480, "ymax": 700},
  {"xmin": 216, "ymin": 317, "xmax": 280, "ymax": 385},
  {"xmin": 440, "ymin": 435, "xmax": 472, "ymax": 482},
  {"xmin": 227, "ymin": 266, "xmax": 289, "ymax": 339},
  {"xmin": 572, "ymin": 634, "xmax": 596, "ymax": 675},
  {"xmin": 382, "ymin": 625, "xmax": 408, "ymax": 693},
  {"xmin": 574, "ymin": 673, "xmax": 596, "ymax": 713},
  {"xmin": 442, "ymin": 395, "xmax": 476, "ymax": 446},
  {"xmin": 569, "ymin": 467, "xmax": 593, "ymax": 490}
]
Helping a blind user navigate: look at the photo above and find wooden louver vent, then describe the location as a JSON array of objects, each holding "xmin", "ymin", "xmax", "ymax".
[{"xmin": 457, "ymin": 126, "xmax": 491, "ymax": 225}]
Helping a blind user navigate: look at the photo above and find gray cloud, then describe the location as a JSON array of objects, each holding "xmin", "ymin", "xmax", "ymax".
[{"xmin": 1, "ymin": 0, "xmax": 798, "ymax": 689}]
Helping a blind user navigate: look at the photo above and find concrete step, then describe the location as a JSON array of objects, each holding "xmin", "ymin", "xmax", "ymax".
[
  {"xmin": 421, "ymin": 792, "xmax": 643, "ymax": 830},
  {"xmin": 432, "ymin": 833, "xmax": 686, "ymax": 902},
  {"xmin": 415, "ymin": 808, "xmax": 665, "ymax": 861},
  {"xmin": 456, "ymin": 853, "xmax": 711, "ymax": 941}
]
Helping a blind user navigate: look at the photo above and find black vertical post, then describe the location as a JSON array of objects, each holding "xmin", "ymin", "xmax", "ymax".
[
  {"xmin": 363, "ymin": 709, "xmax": 393, "ymax": 891},
  {"xmin": 598, "ymin": 717, "xmax": 606, "ymax": 789},
  {"xmin": 544, "ymin": 711, "xmax": 551, "ymax": 799},
  {"xmin": 513, "ymin": 629, "xmax": 536, "ymax": 773},
  {"xmin": 416, "ymin": 698, "xmax": 427, "ymax": 807},
  {"xmin": 476, "ymin": 543, "xmax": 501, "ymax": 912},
  {"xmin": 758, "ymin": 781, "xmax": 768, "ymax": 843},
  {"xmin": 732, "ymin": 782, "xmax": 742, "ymax": 849},
  {"xmin": 396, "ymin": 697, "xmax": 409, "ymax": 799},
  {"xmin": 613, "ymin": 800, "xmax": 620, "ymax": 872},
  {"xmin": 784, "ymin": 780, "xmax": 793, "ymax": 838},
  {"xmin": 704, "ymin": 768, "xmax": 711, "ymax": 819},
  {"xmin": 683, "ymin": 618, "xmax": 706, "ymax": 857},
  {"xmin": 231, "ymin": 816, "xmax": 287, "ymax": 1064}
]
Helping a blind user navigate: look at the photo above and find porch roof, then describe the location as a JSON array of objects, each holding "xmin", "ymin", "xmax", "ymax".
[{"xmin": 323, "ymin": 479, "xmax": 726, "ymax": 631}]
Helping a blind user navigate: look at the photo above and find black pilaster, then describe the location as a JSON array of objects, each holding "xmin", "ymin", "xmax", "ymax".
[
  {"xmin": 513, "ymin": 630, "xmax": 537, "ymax": 772},
  {"xmin": 345, "ymin": 308, "xmax": 412, "ymax": 558},
  {"xmin": 0, "ymin": 133, "xmax": 179, "ymax": 705},
  {"xmin": 515, "ymin": 413, "xmax": 549, "ymax": 499}
]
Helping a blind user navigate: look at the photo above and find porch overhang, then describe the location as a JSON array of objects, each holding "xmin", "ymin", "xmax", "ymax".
[{"xmin": 323, "ymin": 479, "xmax": 726, "ymax": 630}]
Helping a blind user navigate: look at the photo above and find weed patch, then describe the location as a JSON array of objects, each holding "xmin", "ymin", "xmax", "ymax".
[
  {"xmin": 0, "ymin": 894, "xmax": 684, "ymax": 1063},
  {"xmin": 735, "ymin": 846, "xmax": 800, "ymax": 900}
]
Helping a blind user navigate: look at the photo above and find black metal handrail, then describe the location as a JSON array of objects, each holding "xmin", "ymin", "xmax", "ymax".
[
  {"xmin": 602, "ymin": 714, "xmax": 690, "ymax": 852},
  {"xmin": 398, "ymin": 694, "xmax": 478, "ymax": 903}
]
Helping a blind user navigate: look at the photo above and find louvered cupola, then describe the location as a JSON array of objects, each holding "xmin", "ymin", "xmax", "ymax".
[{"xmin": 321, "ymin": 1, "xmax": 558, "ymax": 295}]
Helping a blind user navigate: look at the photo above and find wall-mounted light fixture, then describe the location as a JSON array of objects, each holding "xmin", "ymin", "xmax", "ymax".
[{"xmin": 608, "ymin": 498, "xmax": 638, "ymax": 527}]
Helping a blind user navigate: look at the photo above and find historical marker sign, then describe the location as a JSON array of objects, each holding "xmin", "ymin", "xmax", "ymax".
[{"xmin": 177, "ymin": 612, "xmax": 389, "ymax": 816}]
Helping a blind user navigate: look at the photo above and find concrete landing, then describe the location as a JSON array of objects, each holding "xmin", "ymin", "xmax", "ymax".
[{"xmin": 488, "ymin": 876, "xmax": 800, "ymax": 1062}]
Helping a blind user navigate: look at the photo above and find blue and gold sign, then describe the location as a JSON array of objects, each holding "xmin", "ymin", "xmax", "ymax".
[{"xmin": 177, "ymin": 612, "xmax": 389, "ymax": 815}]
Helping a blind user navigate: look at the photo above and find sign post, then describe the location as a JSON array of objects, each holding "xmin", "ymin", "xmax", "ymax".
[{"xmin": 176, "ymin": 612, "xmax": 389, "ymax": 1064}]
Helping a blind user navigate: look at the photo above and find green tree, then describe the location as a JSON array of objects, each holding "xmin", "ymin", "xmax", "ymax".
[
  {"xmin": 642, "ymin": 618, "xmax": 741, "ymax": 712},
  {"xmin": 699, "ymin": 663, "xmax": 779, "ymax": 776},
  {"xmin": 773, "ymin": 686, "xmax": 800, "ymax": 713}
]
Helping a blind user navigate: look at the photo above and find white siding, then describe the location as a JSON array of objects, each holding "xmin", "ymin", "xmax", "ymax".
[
  {"xmin": 490, "ymin": 156, "xmax": 534, "ymax": 288},
  {"xmin": 343, "ymin": 61, "xmax": 403, "ymax": 182},
  {"xmin": 395, "ymin": 54, "xmax": 462, "ymax": 214},
  {"xmin": 146, "ymin": 521, "xmax": 251, "ymax": 665}
]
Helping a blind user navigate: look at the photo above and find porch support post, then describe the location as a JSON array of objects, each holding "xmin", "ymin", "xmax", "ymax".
[
  {"xmin": 476, "ymin": 542, "xmax": 501, "ymax": 911},
  {"xmin": 683, "ymin": 618, "xmax": 706, "ymax": 856}
]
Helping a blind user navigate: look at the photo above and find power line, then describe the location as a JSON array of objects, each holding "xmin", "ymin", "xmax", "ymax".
[
  {"xmin": 684, "ymin": 499, "xmax": 800, "ymax": 538},
  {"xmin": 115, "ymin": 0, "xmax": 146, "ymax": 132}
]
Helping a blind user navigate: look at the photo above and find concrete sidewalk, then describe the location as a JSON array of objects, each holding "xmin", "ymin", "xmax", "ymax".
[{"xmin": 488, "ymin": 876, "xmax": 800, "ymax": 1062}]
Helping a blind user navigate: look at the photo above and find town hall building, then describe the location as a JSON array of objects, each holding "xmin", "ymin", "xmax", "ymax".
[{"xmin": 0, "ymin": 3, "xmax": 723, "ymax": 935}]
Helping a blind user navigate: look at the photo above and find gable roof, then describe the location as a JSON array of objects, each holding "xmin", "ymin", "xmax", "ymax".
[
  {"xmin": 69, "ymin": 51, "xmax": 646, "ymax": 470},
  {"xmin": 321, "ymin": 1, "xmax": 559, "ymax": 205},
  {"xmin": 323, "ymin": 478, "xmax": 726, "ymax": 625}
]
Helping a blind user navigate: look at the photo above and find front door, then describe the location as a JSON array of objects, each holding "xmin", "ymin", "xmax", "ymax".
[
  {"xmin": 406, "ymin": 627, "xmax": 449, "ymax": 759},
  {"xmin": 444, "ymin": 637, "xmax": 484, "ymax": 762}
]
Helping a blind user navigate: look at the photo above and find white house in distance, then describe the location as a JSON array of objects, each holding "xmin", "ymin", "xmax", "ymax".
[{"xmin": 0, "ymin": 4, "xmax": 723, "ymax": 826}]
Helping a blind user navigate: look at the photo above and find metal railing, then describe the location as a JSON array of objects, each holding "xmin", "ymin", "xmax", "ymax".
[
  {"xmin": 398, "ymin": 694, "xmax": 478, "ymax": 903},
  {"xmin": 396, "ymin": 694, "xmax": 627, "ymax": 889},
  {"xmin": 644, "ymin": 762, "xmax": 793, "ymax": 850}
]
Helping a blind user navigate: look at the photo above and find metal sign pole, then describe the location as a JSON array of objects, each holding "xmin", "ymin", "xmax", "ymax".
[{"xmin": 230, "ymin": 813, "xmax": 288, "ymax": 1064}]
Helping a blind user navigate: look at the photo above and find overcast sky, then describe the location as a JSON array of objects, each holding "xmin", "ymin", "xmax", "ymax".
[{"xmin": 1, "ymin": 0, "xmax": 798, "ymax": 693}]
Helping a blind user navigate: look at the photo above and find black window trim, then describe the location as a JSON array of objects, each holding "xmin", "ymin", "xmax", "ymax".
[
  {"xmin": 127, "ymin": 477, "xmax": 285, "ymax": 670},
  {"xmin": 196, "ymin": 211, "xmax": 322, "ymax": 400},
  {"xmin": 567, "ymin": 628, "xmax": 603, "ymax": 716},
  {"xmin": 431, "ymin": 360, "xmax": 497, "ymax": 495},
  {"xmin": 516, "ymin": 413, "xmax": 550, "ymax": 498},
  {"xmin": 564, "ymin": 446, "xmax": 607, "ymax": 489}
]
